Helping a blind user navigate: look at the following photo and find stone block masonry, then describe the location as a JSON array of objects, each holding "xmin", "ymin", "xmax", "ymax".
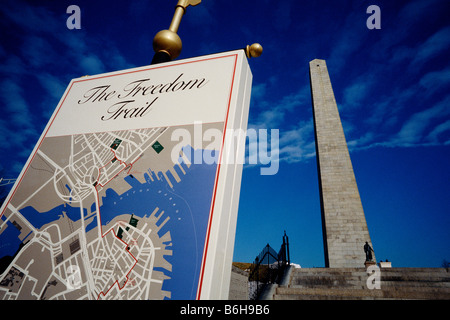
[
  {"xmin": 309, "ymin": 59, "xmax": 374, "ymax": 268},
  {"xmin": 273, "ymin": 267, "xmax": 450, "ymax": 300}
]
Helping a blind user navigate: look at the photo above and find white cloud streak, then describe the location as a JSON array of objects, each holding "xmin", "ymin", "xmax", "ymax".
[
  {"xmin": 0, "ymin": 0, "xmax": 134, "ymax": 176},
  {"xmin": 334, "ymin": 1, "xmax": 450, "ymax": 152}
]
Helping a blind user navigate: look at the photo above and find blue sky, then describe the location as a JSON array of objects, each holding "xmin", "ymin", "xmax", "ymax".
[{"xmin": 0, "ymin": 0, "xmax": 449, "ymax": 268}]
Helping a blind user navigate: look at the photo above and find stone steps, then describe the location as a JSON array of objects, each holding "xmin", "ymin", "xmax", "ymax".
[
  {"xmin": 272, "ymin": 267, "xmax": 450, "ymax": 300},
  {"xmin": 274, "ymin": 286, "xmax": 450, "ymax": 300}
]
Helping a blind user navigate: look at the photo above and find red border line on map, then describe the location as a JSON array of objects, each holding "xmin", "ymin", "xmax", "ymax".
[{"xmin": 93, "ymin": 150, "xmax": 141, "ymax": 299}]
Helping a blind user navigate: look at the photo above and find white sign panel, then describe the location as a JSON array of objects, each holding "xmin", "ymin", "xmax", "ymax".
[
  {"xmin": 47, "ymin": 55, "xmax": 238, "ymax": 137},
  {"xmin": 0, "ymin": 50, "xmax": 252, "ymax": 300}
]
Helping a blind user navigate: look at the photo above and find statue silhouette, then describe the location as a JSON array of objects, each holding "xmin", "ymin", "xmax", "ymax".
[{"xmin": 364, "ymin": 241, "xmax": 374, "ymax": 261}]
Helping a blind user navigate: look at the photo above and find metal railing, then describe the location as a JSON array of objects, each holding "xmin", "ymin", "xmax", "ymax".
[{"xmin": 248, "ymin": 232, "xmax": 290, "ymax": 300}]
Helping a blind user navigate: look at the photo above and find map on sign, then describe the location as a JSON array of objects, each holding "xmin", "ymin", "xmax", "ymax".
[
  {"xmin": 0, "ymin": 51, "xmax": 251, "ymax": 300},
  {"xmin": 0, "ymin": 124, "xmax": 221, "ymax": 300}
]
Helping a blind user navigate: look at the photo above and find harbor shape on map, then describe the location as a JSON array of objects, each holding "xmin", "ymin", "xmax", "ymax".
[{"xmin": 0, "ymin": 123, "xmax": 222, "ymax": 300}]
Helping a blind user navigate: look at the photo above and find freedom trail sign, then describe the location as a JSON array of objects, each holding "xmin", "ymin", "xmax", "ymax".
[{"xmin": 0, "ymin": 50, "xmax": 253, "ymax": 300}]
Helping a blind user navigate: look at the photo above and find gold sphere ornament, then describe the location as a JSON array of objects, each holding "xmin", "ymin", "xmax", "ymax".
[
  {"xmin": 153, "ymin": 29, "xmax": 182, "ymax": 60},
  {"xmin": 246, "ymin": 43, "xmax": 263, "ymax": 58}
]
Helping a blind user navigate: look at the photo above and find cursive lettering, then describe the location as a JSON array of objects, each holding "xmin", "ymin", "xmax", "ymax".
[
  {"xmin": 117, "ymin": 74, "xmax": 208, "ymax": 99},
  {"xmin": 78, "ymin": 72, "xmax": 209, "ymax": 121},
  {"xmin": 78, "ymin": 85, "xmax": 116, "ymax": 104},
  {"xmin": 101, "ymin": 97, "xmax": 158, "ymax": 121}
]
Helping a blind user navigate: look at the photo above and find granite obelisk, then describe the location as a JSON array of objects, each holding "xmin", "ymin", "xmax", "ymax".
[{"xmin": 309, "ymin": 59, "xmax": 375, "ymax": 268}]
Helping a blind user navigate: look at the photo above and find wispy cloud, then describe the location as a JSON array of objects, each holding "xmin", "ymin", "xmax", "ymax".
[
  {"xmin": 1, "ymin": 1, "xmax": 58, "ymax": 33},
  {"xmin": 427, "ymin": 120, "xmax": 450, "ymax": 144},
  {"xmin": 0, "ymin": 79, "xmax": 34, "ymax": 128},
  {"xmin": 0, "ymin": 0, "xmax": 134, "ymax": 176},
  {"xmin": 248, "ymin": 83, "xmax": 315, "ymax": 164},
  {"xmin": 35, "ymin": 73, "xmax": 66, "ymax": 101},
  {"xmin": 374, "ymin": 0, "xmax": 444, "ymax": 60},
  {"xmin": 419, "ymin": 67, "xmax": 450, "ymax": 95},
  {"xmin": 342, "ymin": 75, "xmax": 375, "ymax": 111},
  {"xmin": 79, "ymin": 54, "xmax": 106, "ymax": 75},
  {"xmin": 278, "ymin": 121, "xmax": 316, "ymax": 162},
  {"xmin": 391, "ymin": 94, "xmax": 450, "ymax": 147},
  {"xmin": 185, "ymin": 2, "xmax": 215, "ymax": 27},
  {"xmin": 251, "ymin": 1, "xmax": 450, "ymax": 162},
  {"xmin": 347, "ymin": 132, "xmax": 376, "ymax": 150},
  {"xmin": 328, "ymin": 0, "xmax": 450, "ymax": 154},
  {"xmin": 250, "ymin": 85, "xmax": 309, "ymax": 127},
  {"xmin": 0, "ymin": 79, "xmax": 39, "ymax": 164},
  {"xmin": 411, "ymin": 26, "xmax": 450, "ymax": 66},
  {"xmin": 327, "ymin": 7, "xmax": 368, "ymax": 72},
  {"xmin": 20, "ymin": 36, "xmax": 54, "ymax": 68}
]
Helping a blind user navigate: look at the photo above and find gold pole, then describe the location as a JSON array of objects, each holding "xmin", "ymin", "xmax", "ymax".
[
  {"xmin": 152, "ymin": 0, "xmax": 201, "ymax": 62},
  {"xmin": 169, "ymin": 0, "xmax": 201, "ymax": 33},
  {"xmin": 168, "ymin": 6, "xmax": 184, "ymax": 33}
]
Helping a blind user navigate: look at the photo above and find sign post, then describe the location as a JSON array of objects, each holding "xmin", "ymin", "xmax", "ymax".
[{"xmin": 151, "ymin": 0, "xmax": 202, "ymax": 64}]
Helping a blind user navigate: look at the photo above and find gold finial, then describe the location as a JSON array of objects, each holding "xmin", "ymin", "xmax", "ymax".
[
  {"xmin": 245, "ymin": 43, "xmax": 263, "ymax": 58},
  {"xmin": 153, "ymin": 0, "xmax": 201, "ymax": 61},
  {"xmin": 153, "ymin": 30, "xmax": 183, "ymax": 60}
]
